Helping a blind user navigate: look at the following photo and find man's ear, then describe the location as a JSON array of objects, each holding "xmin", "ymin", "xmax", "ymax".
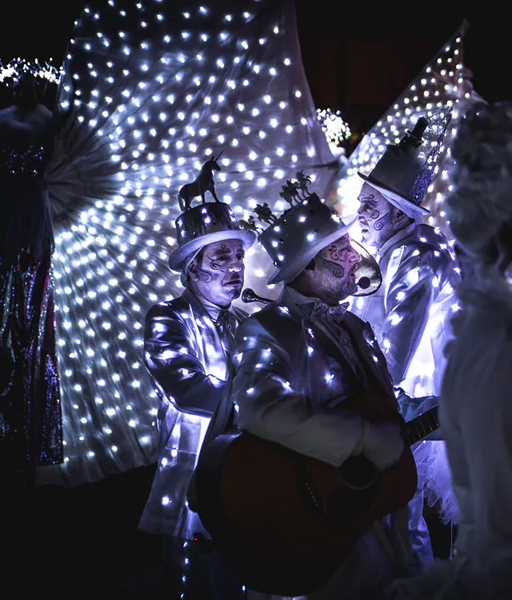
[
  {"xmin": 187, "ymin": 259, "xmax": 199, "ymax": 281},
  {"xmin": 394, "ymin": 208, "xmax": 410, "ymax": 227},
  {"xmin": 304, "ymin": 258, "xmax": 316, "ymax": 271}
]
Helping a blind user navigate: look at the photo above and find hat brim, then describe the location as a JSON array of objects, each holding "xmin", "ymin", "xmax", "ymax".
[
  {"xmin": 358, "ymin": 172, "xmax": 430, "ymax": 217},
  {"xmin": 266, "ymin": 214, "xmax": 358, "ymax": 285},
  {"xmin": 168, "ymin": 229, "xmax": 256, "ymax": 271}
]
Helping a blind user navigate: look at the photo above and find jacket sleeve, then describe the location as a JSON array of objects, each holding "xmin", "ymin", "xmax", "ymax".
[
  {"xmin": 144, "ymin": 306, "xmax": 224, "ymax": 417},
  {"xmin": 231, "ymin": 317, "xmax": 365, "ymax": 468},
  {"xmin": 381, "ymin": 249, "xmax": 437, "ymax": 387}
]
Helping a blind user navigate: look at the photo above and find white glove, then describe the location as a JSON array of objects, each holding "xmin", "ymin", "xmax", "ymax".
[{"xmin": 359, "ymin": 420, "xmax": 404, "ymax": 470}]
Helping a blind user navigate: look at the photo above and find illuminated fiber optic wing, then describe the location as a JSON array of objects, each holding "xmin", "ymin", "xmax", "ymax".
[{"xmin": 40, "ymin": 0, "xmax": 336, "ymax": 486}]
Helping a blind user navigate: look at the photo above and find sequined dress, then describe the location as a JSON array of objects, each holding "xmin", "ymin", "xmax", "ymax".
[{"xmin": 0, "ymin": 136, "xmax": 63, "ymax": 469}]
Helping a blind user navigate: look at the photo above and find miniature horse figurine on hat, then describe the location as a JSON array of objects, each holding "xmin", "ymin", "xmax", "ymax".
[{"xmin": 178, "ymin": 151, "xmax": 224, "ymax": 210}]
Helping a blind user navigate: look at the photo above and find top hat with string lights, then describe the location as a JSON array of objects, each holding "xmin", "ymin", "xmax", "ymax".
[
  {"xmin": 168, "ymin": 153, "xmax": 256, "ymax": 277},
  {"xmin": 358, "ymin": 112, "xmax": 452, "ymax": 219},
  {"xmin": 245, "ymin": 171, "xmax": 382, "ymax": 296}
]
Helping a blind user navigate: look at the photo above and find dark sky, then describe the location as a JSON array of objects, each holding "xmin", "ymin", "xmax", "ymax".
[{"xmin": 2, "ymin": 1, "xmax": 510, "ymax": 128}]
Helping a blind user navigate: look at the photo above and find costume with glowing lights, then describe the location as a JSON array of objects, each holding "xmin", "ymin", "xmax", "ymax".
[
  {"xmin": 389, "ymin": 102, "xmax": 512, "ymax": 600},
  {"xmin": 139, "ymin": 190, "xmax": 255, "ymax": 598},
  {"xmin": 355, "ymin": 117, "xmax": 460, "ymax": 400},
  {"xmin": 0, "ymin": 62, "xmax": 63, "ymax": 471},
  {"xmin": 226, "ymin": 177, "xmax": 417, "ymax": 600},
  {"xmin": 352, "ymin": 119, "xmax": 461, "ymax": 565},
  {"xmin": 23, "ymin": 0, "xmax": 339, "ymax": 487}
]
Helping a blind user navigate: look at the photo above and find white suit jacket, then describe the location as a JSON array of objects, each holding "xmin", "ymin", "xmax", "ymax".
[
  {"xmin": 139, "ymin": 288, "xmax": 247, "ymax": 539},
  {"xmin": 231, "ymin": 286, "xmax": 414, "ymax": 599}
]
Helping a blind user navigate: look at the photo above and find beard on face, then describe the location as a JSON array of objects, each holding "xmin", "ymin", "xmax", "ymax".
[
  {"xmin": 315, "ymin": 256, "xmax": 359, "ymax": 303},
  {"xmin": 333, "ymin": 269, "xmax": 359, "ymax": 299}
]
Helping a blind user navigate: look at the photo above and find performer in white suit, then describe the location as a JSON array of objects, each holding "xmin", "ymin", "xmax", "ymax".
[
  {"xmin": 225, "ymin": 173, "xmax": 425, "ymax": 600},
  {"xmin": 355, "ymin": 117, "xmax": 460, "ymax": 399},
  {"xmin": 353, "ymin": 118, "xmax": 461, "ymax": 565},
  {"xmin": 138, "ymin": 164, "xmax": 256, "ymax": 599}
]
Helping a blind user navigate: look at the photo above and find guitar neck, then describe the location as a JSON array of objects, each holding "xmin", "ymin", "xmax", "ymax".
[{"xmin": 404, "ymin": 405, "xmax": 439, "ymax": 446}]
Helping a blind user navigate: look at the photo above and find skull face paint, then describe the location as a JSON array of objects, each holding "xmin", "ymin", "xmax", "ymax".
[
  {"xmin": 187, "ymin": 239, "xmax": 245, "ymax": 307},
  {"xmin": 312, "ymin": 234, "xmax": 361, "ymax": 305}
]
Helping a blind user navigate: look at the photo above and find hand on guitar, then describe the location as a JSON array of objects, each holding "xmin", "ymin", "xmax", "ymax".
[
  {"xmin": 358, "ymin": 420, "xmax": 405, "ymax": 470},
  {"xmin": 395, "ymin": 389, "xmax": 444, "ymax": 441}
]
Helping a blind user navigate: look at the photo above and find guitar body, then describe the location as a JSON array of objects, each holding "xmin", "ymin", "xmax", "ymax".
[{"xmin": 194, "ymin": 392, "xmax": 418, "ymax": 596}]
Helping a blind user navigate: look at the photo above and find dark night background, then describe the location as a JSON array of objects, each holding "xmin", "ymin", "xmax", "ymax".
[
  {"xmin": 2, "ymin": 1, "xmax": 511, "ymax": 136},
  {"xmin": 1, "ymin": 1, "xmax": 509, "ymax": 597}
]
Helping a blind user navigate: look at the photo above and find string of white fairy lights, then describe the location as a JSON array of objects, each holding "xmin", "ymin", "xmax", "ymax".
[{"xmin": 0, "ymin": 57, "xmax": 62, "ymax": 86}]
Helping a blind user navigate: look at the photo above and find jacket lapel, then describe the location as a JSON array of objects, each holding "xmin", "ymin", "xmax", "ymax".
[
  {"xmin": 343, "ymin": 313, "xmax": 396, "ymax": 399},
  {"xmin": 281, "ymin": 287, "xmax": 395, "ymax": 401}
]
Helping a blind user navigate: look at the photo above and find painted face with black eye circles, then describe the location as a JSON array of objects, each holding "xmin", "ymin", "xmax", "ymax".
[{"xmin": 187, "ymin": 239, "xmax": 245, "ymax": 307}]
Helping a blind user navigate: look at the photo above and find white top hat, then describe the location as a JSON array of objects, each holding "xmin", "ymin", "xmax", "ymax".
[
  {"xmin": 168, "ymin": 157, "xmax": 255, "ymax": 271},
  {"xmin": 168, "ymin": 201, "xmax": 255, "ymax": 271},
  {"xmin": 358, "ymin": 117, "xmax": 432, "ymax": 218},
  {"xmin": 254, "ymin": 173, "xmax": 357, "ymax": 285}
]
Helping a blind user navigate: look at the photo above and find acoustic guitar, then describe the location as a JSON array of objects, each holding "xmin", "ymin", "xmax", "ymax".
[{"xmin": 193, "ymin": 392, "xmax": 440, "ymax": 596}]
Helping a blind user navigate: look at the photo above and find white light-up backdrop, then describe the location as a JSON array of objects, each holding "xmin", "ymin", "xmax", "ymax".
[
  {"xmin": 330, "ymin": 20, "xmax": 484, "ymax": 241},
  {"xmin": 37, "ymin": 0, "xmax": 339, "ymax": 486}
]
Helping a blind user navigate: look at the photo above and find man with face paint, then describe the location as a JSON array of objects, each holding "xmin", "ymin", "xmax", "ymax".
[
  {"xmin": 355, "ymin": 118, "xmax": 460, "ymax": 401},
  {"xmin": 138, "ymin": 192, "xmax": 256, "ymax": 599},
  {"xmin": 353, "ymin": 119, "xmax": 462, "ymax": 568},
  {"xmin": 227, "ymin": 181, "xmax": 421, "ymax": 600}
]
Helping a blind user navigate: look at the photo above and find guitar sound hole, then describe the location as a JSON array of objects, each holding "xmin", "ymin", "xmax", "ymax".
[
  {"xmin": 327, "ymin": 480, "xmax": 380, "ymax": 522},
  {"xmin": 326, "ymin": 456, "xmax": 382, "ymax": 522},
  {"xmin": 338, "ymin": 455, "xmax": 378, "ymax": 489}
]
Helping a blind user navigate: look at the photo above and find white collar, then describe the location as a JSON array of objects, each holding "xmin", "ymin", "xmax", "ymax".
[
  {"xmin": 186, "ymin": 288, "xmax": 231, "ymax": 322},
  {"xmin": 284, "ymin": 286, "xmax": 349, "ymax": 319},
  {"xmin": 378, "ymin": 222, "xmax": 418, "ymax": 257}
]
